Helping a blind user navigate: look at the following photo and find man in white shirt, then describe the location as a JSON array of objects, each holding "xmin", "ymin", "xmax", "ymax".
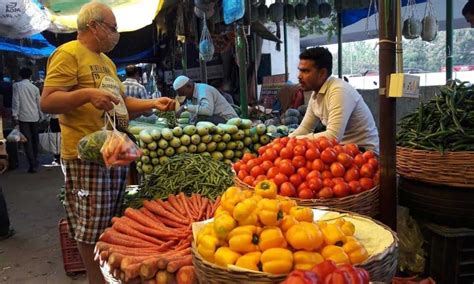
[
  {"xmin": 12, "ymin": 68, "xmax": 43, "ymax": 173},
  {"xmin": 122, "ymin": 65, "xmax": 149, "ymax": 99},
  {"xmin": 289, "ymin": 47, "xmax": 379, "ymax": 154},
  {"xmin": 173, "ymin": 75, "xmax": 238, "ymax": 124}
]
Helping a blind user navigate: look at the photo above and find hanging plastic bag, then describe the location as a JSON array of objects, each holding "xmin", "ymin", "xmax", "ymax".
[
  {"xmin": 77, "ymin": 129, "xmax": 109, "ymax": 165},
  {"xmin": 199, "ymin": 16, "xmax": 215, "ymax": 62},
  {"xmin": 223, "ymin": 0, "xmax": 245, "ymax": 25},
  {"xmin": 421, "ymin": 0, "xmax": 438, "ymax": 42},
  {"xmin": 6, "ymin": 127, "xmax": 27, "ymax": 143},
  {"xmin": 100, "ymin": 114, "xmax": 142, "ymax": 168},
  {"xmin": 397, "ymin": 206, "xmax": 426, "ymax": 274}
]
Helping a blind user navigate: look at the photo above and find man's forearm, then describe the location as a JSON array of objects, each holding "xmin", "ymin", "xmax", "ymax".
[
  {"xmin": 124, "ymin": 97, "xmax": 155, "ymax": 113},
  {"xmin": 40, "ymin": 88, "xmax": 92, "ymax": 114}
]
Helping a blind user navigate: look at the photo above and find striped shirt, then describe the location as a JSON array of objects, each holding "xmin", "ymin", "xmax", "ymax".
[{"xmin": 122, "ymin": 78, "xmax": 148, "ymax": 99}]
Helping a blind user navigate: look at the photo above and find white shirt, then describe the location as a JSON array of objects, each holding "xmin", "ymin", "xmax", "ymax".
[
  {"xmin": 123, "ymin": 78, "xmax": 149, "ymax": 99},
  {"xmin": 187, "ymin": 83, "xmax": 238, "ymax": 120},
  {"xmin": 12, "ymin": 79, "xmax": 42, "ymax": 122},
  {"xmin": 290, "ymin": 77, "xmax": 379, "ymax": 154}
]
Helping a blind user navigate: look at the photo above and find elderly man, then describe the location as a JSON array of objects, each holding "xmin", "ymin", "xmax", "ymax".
[
  {"xmin": 173, "ymin": 75, "xmax": 238, "ymax": 124},
  {"xmin": 40, "ymin": 3, "xmax": 175, "ymax": 283},
  {"xmin": 463, "ymin": 0, "xmax": 474, "ymax": 27}
]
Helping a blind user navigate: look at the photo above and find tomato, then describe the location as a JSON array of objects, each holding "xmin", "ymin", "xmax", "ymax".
[
  {"xmin": 298, "ymin": 189, "xmax": 314, "ymax": 199},
  {"xmin": 321, "ymin": 170, "xmax": 333, "ymax": 179},
  {"xmin": 360, "ymin": 164, "xmax": 375, "ymax": 178},
  {"xmin": 367, "ymin": 157, "xmax": 379, "ymax": 169},
  {"xmin": 318, "ymin": 138, "xmax": 333, "ymax": 150},
  {"xmin": 298, "ymin": 181, "xmax": 310, "ymax": 192},
  {"xmin": 272, "ymin": 143, "xmax": 284, "ymax": 154},
  {"xmin": 318, "ymin": 187, "xmax": 334, "ymax": 199},
  {"xmin": 360, "ymin": 177, "xmax": 374, "ymax": 191},
  {"xmin": 344, "ymin": 143, "xmax": 360, "ymax": 157},
  {"xmin": 306, "ymin": 170, "xmax": 322, "ymax": 181},
  {"xmin": 320, "ymin": 148, "xmax": 337, "ymax": 164},
  {"xmin": 250, "ymin": 165, "xmax": 265, "ymax": 178},
  {"xmin": 242, "ymin": 153, "xmax": 255, "ymax": 162},
  {"xmin": 308, "ymin": 178, "xmax": 323, "ymax": 193},
  {"xmin": 274, "ymin": 173, "xmax": 289, "ymax": 187},
  {"xmin": 237, "ymin": 169, "xmax": 249, "ymax": 180},
  {"xmin": 330, "ymin": 162, "xmax": 346, "ymax": 177},
  {"xmin": 373, "ymin": 170, "xmax": 380, "ymax": 186},
  {"xmin": 294, "ymin": 145, "xmax": 307, "ymax": 156},
  {"xmin": 297, "ymin": 167, "xmax": 310, "ymax": 179},
  {"xmin": 279, "ymin": 162, "xmax": 296, "ymax": 176},
  {"xmin": 267, "ymin": 167, "xmax": 280, "ymax": 179},
  {"xmin": 261, "ymin": 160, "xmax": 273, "ymax": 172},
  {"xmin": 354, "ymin": 154, "xmax": 366, "ymax": 168},
  {"xmin": 289, "ymin": 174, "xmax": 304, "ymax": 188},
  {"xmin": 311, "ymin": 159, "xmax": 326, "ymax": 172},
  {"xmin": 292, "ymin": 155, "xmax": 306, "ymax": 169},
  {"xmin": 280, "ymin": 147, "xmax": 294, "ymax": 159},
  {"xmin": 243, "ymin": 175, "xmax": 255, "ymax": 186},
  {"xmin": 348, "ymin": 181, "xmax": 363, "ymax": 195},
  {"xmin": 239, "ymin": 164, "xmax": 249, "ymax": 173},
  {"xmin": 323, "ymin": 178, "xmax": 335, "ymax": 188},
  {"xmin": 246, "ymin": 158, "xmax": 261, "ymax": 170},
  {"xmin": 279, "ymin": 182, "xmax": 296, "ymax": 197},
  {"xmin": 332, "ymin": 177, "xmax": 345, "ymax": 184},
  {"xmin": 362, "ymin": 150, "xmax": 376, "ymax": 161},
  {"xmin": 333, "ymin": 145, "xmax": 345, "ymax": 154},
  {"xmin": 274, "ymin": 157, "xmax": 284, "ymax": 167},
  {"xmin": 233, "ymin": 161, "xmax": 243, "ymax": 172},
  {"xmin": 280, "ymin": 137, "xmax": 290, "ymax": 145},
  {"xmin": 336, "ymin": 152, "xmax": 354, "ymax": 168},
  {"xmin": 256, "ymin": 175, "xmax": 267, "ymax": 183},
  {"xmin": 262, "ymin": 148, "xmax": 278, "ymax": 161},
  {"xmin": 333, "ymin": 182, "xmax": 350, "ymax": 197},
  {"xmin": 344, "ymin": 168, "xmax": 360, "ymax": 182},
  {"xmin": 306, "ymin": 161, "xmax": 313, "ymax": 170}
]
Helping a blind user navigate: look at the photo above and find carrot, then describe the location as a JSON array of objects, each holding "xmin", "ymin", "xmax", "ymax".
[
  {"xmin": 176, "ymin": 265, "xmax": 197, "ymax": 284},
  {"xmin": 140, "ymin": 207, "xmax": 165, "ymax": 225},
  {"xmin": 205, "ymin": 203, "xmax": 212, "ymax": 219},
  {"xmin": 167, "ymin": 255, "xmax": 193, "ymax": 273},
  {"xmin": 157, "ymin": 257, "xmax": 169, "ymax": 270},
  {"xmin": 156, "ymin": 270, "xmax": 176, "ymax": 284},
  {"xmin": 143, "ymin": 278, "xmax": 157, "ymax": 284},
  {"xmin": 157, "ymin": 199, "xmax": 188, "ymax": 221},
  {"xmin": 111, "ymin": 267, "xmax": 121, "ymax": 280},
  {"xmin": 99, "ymin": 250, "xmax": 109, "ymax": 264},
  {"xmin": 119, "ymin": 216, "xmax": 185, "ymax": 239},
  {"xmin": 124, "ymin": 207, "xmax": 163, "ymax": 230},
  {"xmin": 144, "ymin": 200, "xmax": 189, "ymax": 225},
  {"xmin": 168, "ymin": 194, "xmax": 186, "ymax": 216},
  {"xmin": 112, "ymin": 220, "xmax": 166, "ymax": 245},
  {"xmin": 160, "ymin": 217, "xmax": 188, "ymax": 228},
  {"xmin": 139, "ymin": 257, "xmax": 161, "ymax": 280},
  {"xmin": 99, "ymin": 228, "xmax": 159, "ymax": 248},
  {"xmin": 108, "ymin": 252, "xmax": 161, "ymax": 268},
  {"xmin": 178, "ymin": 193, "xmax": 194, "ymax": 219},
  {"xmin": 186, "ymin": 196, "xmax": 198, "ymax": 220},
  {"xmin": 210, "ymin": 196, "xmax": 221, "ymax": 216},
  {"xmin": 197, "ymin": 197, "xmax": 209, "ymax": 221},
  {"xmin": 121, "ymin": 262, "xmax": 141, "ymax": 282}
]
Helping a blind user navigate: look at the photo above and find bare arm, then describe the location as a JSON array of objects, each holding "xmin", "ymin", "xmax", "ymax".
[{"xmin": 124, "ymin": 96, "xmax": 176, "ymax": 113}]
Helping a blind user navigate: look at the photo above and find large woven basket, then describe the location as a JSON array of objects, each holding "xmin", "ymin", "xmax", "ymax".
[
  {"xmin": 235, "ymin": 177, "xmax": 380, "ymax": 217},
  {"xmin": 192, "ymin": 208, "xmax": 398, "ymax": 283},
  {"xmin": 396, "ymin": 146, "xmax": 474, "ymax": 188}
]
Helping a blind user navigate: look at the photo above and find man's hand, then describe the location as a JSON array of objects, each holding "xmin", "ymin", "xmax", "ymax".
[
  {"xmin": 295, "ymin": 134, "xmax": 314, "ymax": 140},
  {"xmin": 89, "ymin": 89, "xmax": 120, "ymax": 111},
  {"xmin": 154, "ymin": 97, "xmax": 176, "ymax": 111},
  {"xmin": 175, "ymin": 105, "xmax": 186, "ymax": 117}
]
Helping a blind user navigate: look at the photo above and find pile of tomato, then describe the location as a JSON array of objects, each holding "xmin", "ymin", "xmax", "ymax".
[{"xmin": 233, "ymin": 137, "xmax": 380, "ymax": 199}]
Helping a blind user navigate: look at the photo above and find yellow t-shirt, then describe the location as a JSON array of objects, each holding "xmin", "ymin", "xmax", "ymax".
[{"xmin": 44, "ymin": 40, "xmax": 129, "ymax": 159}]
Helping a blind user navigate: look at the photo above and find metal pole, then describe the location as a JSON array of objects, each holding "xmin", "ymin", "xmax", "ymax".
[
  {"xmin": 237, "ymin": 24, "xmax": 249, "ymax": 118},
  {"xmin": 337, "ymin": 12, "xmax": 343, "ymax": 79},
  {"xmin": 253, "ymin": 33, "xmax": 259, "ymax": 102},
  {"xmin": 195, "ymin": 16, "xmax": 208, "ymax": 83},
  {"xmin": 446, "ymin": 0, "xmax": 453, "ymax": 81},
  {"xmin": 283, "ymin": 0, "xmax": 289, "ymax": 81},
  {"xmin": 182, "ymin": 43, "xmax": 188, "ymax": 76},
  {"xmin": 378, "ymin": 0, "xmax": 397, "ymax": 230}
]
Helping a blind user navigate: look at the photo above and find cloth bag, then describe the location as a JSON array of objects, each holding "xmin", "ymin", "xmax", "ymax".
[{"xmin": 40, "ymin": 127, "xmax": 61, "ymax": 155}]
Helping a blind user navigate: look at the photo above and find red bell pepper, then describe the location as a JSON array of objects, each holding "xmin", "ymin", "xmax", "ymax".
[
  {"xmin": 281, "ymin": 270, "xmax": 321, "ymax": 284},
  {"xmin": 311, "ymin": 260, "xmax": 338, "ymax": 280}
]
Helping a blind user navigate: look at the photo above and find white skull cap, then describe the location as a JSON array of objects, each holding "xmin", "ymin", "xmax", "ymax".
[{"xmin": 173, "ymin": 75, "xmax": 190, "ymax": 90}]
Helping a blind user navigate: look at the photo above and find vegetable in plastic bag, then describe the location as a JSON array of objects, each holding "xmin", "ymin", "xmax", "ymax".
[
  {"xmin": 101, "ymin": 129, "xmax": 142, "ymax": 168},
  {"xmin": 77, "ymin": 130, "xmax": 109, "ymax": 165}
]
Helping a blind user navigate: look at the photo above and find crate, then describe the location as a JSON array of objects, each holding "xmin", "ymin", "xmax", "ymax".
[
  {"xmin": 58, "ymin": 219, "xmax": 86, "ymax": 274},
  {"xmin": 421, "ymin": 222, "xmax": 474, "ymax": 284}
]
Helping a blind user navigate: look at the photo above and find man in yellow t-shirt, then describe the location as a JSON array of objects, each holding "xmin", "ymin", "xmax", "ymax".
[{"xmin": 40, "ymin": 3, "xmax": 175, "ymax": 283}]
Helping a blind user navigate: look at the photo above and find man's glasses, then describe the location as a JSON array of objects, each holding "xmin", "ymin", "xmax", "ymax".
[{"xmin": 99, "ymin": 21, "xmax": 118, "ymax": 33}]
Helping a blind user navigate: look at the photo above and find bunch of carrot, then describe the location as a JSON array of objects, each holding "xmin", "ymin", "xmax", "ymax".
[{"xmin": 95, "ymin": 192, "xmax": 221, "ymax": 283}]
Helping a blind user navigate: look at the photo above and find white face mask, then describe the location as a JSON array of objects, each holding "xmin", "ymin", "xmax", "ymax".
[{"xmin": 96, "ymin": 23, "xmax": 120, "ymax": 53}]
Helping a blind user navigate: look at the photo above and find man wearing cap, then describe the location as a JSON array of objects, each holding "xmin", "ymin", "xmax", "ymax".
[{"xmin": 173, "ymin": 75, "xmax": 238, "ymax": 124}]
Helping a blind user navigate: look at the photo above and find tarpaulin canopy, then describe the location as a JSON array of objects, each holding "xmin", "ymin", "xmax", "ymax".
[{"xmin": 0, "ymin": 0, "xmax": 51, "ymax": 38}]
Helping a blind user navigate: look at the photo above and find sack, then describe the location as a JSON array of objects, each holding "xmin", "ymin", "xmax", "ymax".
[
  {"xmin": 39, "ymin": 128, "xmax": 61, "ymax": 154},
  {"xmin": 6, "ymin": 128, "xmax": 27, "ymax": 143}
]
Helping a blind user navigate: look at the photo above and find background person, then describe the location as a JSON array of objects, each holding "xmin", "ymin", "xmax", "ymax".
[
  {"xmin": 463, "ymin": 0, "xmax": 474, "ymax": 27},
  {"xmin": 40, "ymin": 3, "xmax": 175, "ymax": 283},
  {"xmin": 123, "ymin": 65, "xmax": 149, "ymax": 99}
]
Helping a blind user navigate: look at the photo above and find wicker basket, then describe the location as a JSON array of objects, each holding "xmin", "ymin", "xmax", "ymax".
[
  {"xmin": 192, "ymin": 208, "xmax": 398, "ymax": 283},
  {"xmin": 396, "ymin": 146, "xmax": 474, "ymax": 188},
  {"xmin": 234, "ymin": 177, "xmax": 380, "ymax": 217}
]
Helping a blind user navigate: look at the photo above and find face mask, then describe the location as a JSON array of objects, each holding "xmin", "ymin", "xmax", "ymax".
[{"xmin": 96, "ymin": 23, "xmax": 120, "ymax": 53}]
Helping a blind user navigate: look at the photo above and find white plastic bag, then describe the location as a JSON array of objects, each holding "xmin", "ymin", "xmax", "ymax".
[
  {"xmin": 39, "ymin": 127, "xmax": 61, "ymax": 155},
  {"xmin": 7, "ymin": 128, "xmax": 27, "ymax": 143}
]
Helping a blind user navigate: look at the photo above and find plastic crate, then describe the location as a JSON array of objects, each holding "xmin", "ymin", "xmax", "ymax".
[
  {"xmin": 421, "ymin": 222, "xmax": 474, "ymax": 284},
  {"xmin": 58, "ymin": 218, "xmax": 86, "ymax": 274}
]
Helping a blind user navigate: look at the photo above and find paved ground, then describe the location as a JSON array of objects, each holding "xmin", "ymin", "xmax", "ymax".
[{"xmin": 0, "ymin": 154, "xmax": 87, "ymax": 284}]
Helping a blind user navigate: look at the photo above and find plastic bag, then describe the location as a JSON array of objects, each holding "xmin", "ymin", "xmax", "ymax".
[
  {"xmin": 7, "ymin": 128, "xmax": 27, "ymax": 143},
  {"xmin": 77, "ymin": 130, "xmax": 109, "ymax": 165},
  {"xmin": 397, "ymin": 206, "xmax": 426, "ymax": 274},
  {"xmin": 223, "ymin": 0, "xmax": 245, "ymax": 24},
  {"xmin": 101, "ymin": 129, "xmax": 142, "ymax": 168},
  {"xmin": 199, "ymin": 17, "xmax": 214, "ymax": 62}
]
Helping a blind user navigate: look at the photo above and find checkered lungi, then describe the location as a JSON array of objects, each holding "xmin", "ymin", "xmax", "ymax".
[{"xmin": 61, "ymin": 159, "xmax": 128, "ymax": 244}]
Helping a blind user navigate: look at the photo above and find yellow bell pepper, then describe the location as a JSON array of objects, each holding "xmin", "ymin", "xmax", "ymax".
[
  {"xmin": 242, "ymin": 189, "xmax": 254, "ymax": 199},
  {"xmin": 293, "ymin": 251, "xmax": 324, "ymax": 271},
  {"xmin": 258, "ymin": 226, "xmax": 287, "ymax": 251},
  {"xmin": 221, "ymin": 186, "xmax": 245, "ymax": 215},
  {"xmin": 255, "ymin": 180, "xmax": 278, "ymax": 199},
  {"xmin": 261, "ymin": 248, "xmax": 294, "ymax": 274},
  {"xmin": 335, "ymin": 218, "xmax": 356, "ymax": 236},
  {"xmin": 235, "ymin": 251, "xmax": 262, "ymax": 271},
  {"xmin": 228, "ymin": 225, "xmax": 260, "ymax": 253},
  {"xmin": 279, "ymin": 215, "xmax": 299, "ymax": 232},
  {"xmin": 278, "ymin": 197, "xmax": 297, "ymax": 214},
  {"xmin": 285, "ymin": 222, "xmax": 323, "ymax": 252},
  {"xmin": 213, "ymin": 212, "xmax": 237, "ymax": 240},
  {"xmin": 321, "ymin": 245, "xmax": 350, "ymax": 265},
  {"xmin": 196, "ymin": 223, "xmax": 216, "ymax": 245},
  {"xmin": 321, "ymin": 223, "xmax": 347, "ymax": 246},
  {"xmin": 289, "ymin": 206, "xmax": 314, "ymax": 222},
  {"xmin": 257, "ymin": 199, "xmax": 283, "ymax": 226},
  {"xmin": 233, "ymin": 199, "xmax": 259, "ymax": 226},
  {"xmin": 343, "ymin": 236, "xmax": 369, "ymax": 264},
  {"xmin": 214, "ymin": 206, "xmax": 228, "ymax": 218},
  {"xmin": 197, "ymin": 234, "xmax": 220, "ymax": 263},
  {"xmin": 214, "ymin": 247, "xmax": 241, "ymax": 267}
]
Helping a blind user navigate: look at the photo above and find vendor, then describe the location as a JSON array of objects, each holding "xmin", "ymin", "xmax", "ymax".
[
  {"xmin": 173, "ymin": 75, "xmax": 238, "ymax": 124},
  {"xmin": 289, "ymin": 47, "xmax": 379, "ymax": 154}
]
